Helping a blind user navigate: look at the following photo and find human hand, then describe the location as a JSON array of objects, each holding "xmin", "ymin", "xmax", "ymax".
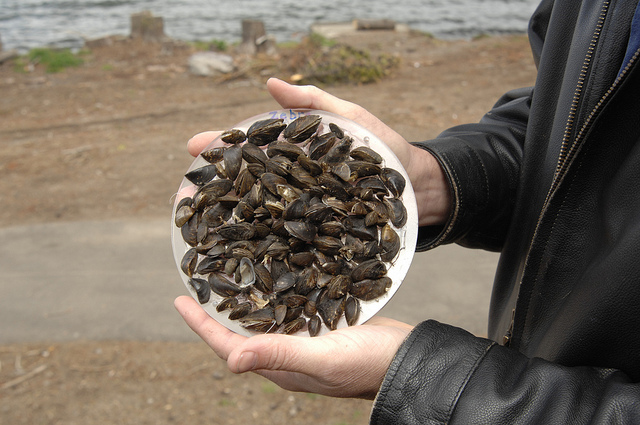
[
  {"xmin": 174, "ymin": 295, "xmax": 413, "ymax": 400},
  {"xmin": 187, "ymin": 78, "xmax": 451, "ymax": 226}
]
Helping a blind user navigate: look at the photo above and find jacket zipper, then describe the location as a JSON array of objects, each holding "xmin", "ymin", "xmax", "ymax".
[
  {"xmin": 504, "ymin": 0, "xmax": 640, "ymax": 347},
  {"xmin": 549, "ymin": 1, "xmax": 610, "ymax": 201}
]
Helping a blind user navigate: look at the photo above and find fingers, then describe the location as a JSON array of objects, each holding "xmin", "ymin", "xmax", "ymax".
[
  {"xmin": 173, "ymin": 296, "xmax": 247, "ymax": 360},
  {"xmin": 187, "ymin": 131, "xmax": 222, "ymax": 157}
]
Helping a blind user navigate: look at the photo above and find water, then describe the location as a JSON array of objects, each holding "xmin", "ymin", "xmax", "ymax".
[{"xmin": 0, "ymin": 0, "xmax": 540, "ymax": 53}]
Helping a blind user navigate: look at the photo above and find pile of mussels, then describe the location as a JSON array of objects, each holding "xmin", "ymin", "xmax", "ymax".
[{"xmin": 174, "ymin": 114, "xmax": 408, "ymax": 336}]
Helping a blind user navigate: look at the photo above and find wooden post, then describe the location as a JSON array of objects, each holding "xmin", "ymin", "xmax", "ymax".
[
  {"xmin": 130, "ymin": 11, "xmax": 165, "ymax": 42},
  {"xmin": 238, "ymin": 19, "xmax": 272, "ymax": 55}
]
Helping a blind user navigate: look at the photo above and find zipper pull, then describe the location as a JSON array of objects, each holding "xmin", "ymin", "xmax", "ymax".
[{"xmin": 502, "ymin": 308, "xmax": 516, "ymax": 347}]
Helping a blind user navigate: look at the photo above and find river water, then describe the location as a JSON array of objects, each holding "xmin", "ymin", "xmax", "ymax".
[{"xmin": 0, "ymin": 0, "xmax": 540, "ymax": 52}]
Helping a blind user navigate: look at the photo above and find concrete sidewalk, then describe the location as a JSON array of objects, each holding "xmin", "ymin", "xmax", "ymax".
[{"xmin": 0, "ymin": 219, "xmax": 499, "ymax": 344}]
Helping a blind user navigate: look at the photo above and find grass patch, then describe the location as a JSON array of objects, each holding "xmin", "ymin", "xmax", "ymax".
[
  {"xmin": 190, "ymin": 39, "xmax": 228, "ymax": 52},
  {"xmin": 26, "ymin": 48, "xmax": 85, "ymax": 73}
]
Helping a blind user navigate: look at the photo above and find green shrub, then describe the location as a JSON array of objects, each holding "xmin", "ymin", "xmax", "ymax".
[{"xmin": 27, "ymin": 48, "xmax": 84, "ymax": 73}]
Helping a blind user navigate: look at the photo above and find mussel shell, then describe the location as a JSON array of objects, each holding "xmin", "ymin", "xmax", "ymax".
[
  {"xmin": 223, "ymin": 144, "xmax": 243, "ymax": 181},
  {"xmin": 275, "ymin": 304, "xmax": 287, "ymax": 325},
  {"xmin": 234, "ymin": 168, "xmax": 257, "ymax": 197},
  {"xmin": 329, "ymin": 123, "xmax": 344, "ymax": 138},
  {"xmin": 319, "ymin": 136, "xmax": 353, "ymax": 165},
  {"xmin": 284, "ymin": 221, "xmax": 317, "ymax": 243},
  {"xmin": 224, "ymin": 257, "xmax": 239, "ymax": 276},
  {"xmin": 265, "ymin": 155, "xmax": 292, "ymax": 177},
  {"xmin": 188, "ymin": 278, "xmax": 211, "ymax": 304},
  {"xmin": 180, "ymin": 248, "xmax": 198, "ymax": 277},
  {"xmin": 239, "ymin": 307, "xmax": 276, "ymax": 332},
  {"xmin": 294, "ymin": 265, "xmax": 318, "ymax": 295},
  {"xmin": 344, "ymin": 217, "xmax": 378, "ymax": 241},
  {"xmin": 282, "ymin": 198, "xmax": 307, "ymax": 220},
  {"xmin": 174, "ymin": 204, "xmax": 195, "ymax": 228},
  {"xmin": 313, "ymin": 235, "xmax": 343, "ymax": 256},
  {"xmin": 232, "ymin": 200, "xmax": 254, "ymax": 222},
  {"xmin": 185, "ymin": 164, "xmax": 218, "ymax": 185},
  {"xmin": 351, "ymin": 259, "xmax": 388, "ymax": 282},
  {"xmin": 297, "ymin": 154, "xmax": 323, "ymax": 176},
  {"xmin": 348, "ymin": 161, "xmax": 382, "ymax": 179},
  {"xmin": 209, "ymin": 273, "xmax": 242, "ymax": 297},
  {"xmin": 200, "ymin": 147, "xmax": 225, "ymax": 163},
  {"xmin": 384, "ymin": 197, "xmax": 408, "ymax": 228},
  {"xmin": 326, "ymin": 275, "xmax": 351, "ymax": 299},
  {"xmin": 247, "ymin": 163, "xmax": 266, "ymax": 178},
  {"xmin": 318, "ymin": 221, "xmax": 345, "ymax": 238},
  {"xmin": 289, "ymin": 250, "xmax": 316, "ymax": 267},
  {"xmin": 253, "ymin": 262, "xmax": 274, "ymax": 293},
  {"xmin": 305, "ymin": 202, "xmax": 334, "ymax": 223},
  {"xmin": 283, "ymin": 114, "xmax": 322, "ymax": 143},
  {"xmin": 379, "ymin": 224, "xmax": 401, "ymax": 262},
  {"xmin": 350, "ymin": 277, "xmax": 392, "ymax": 301},
  {"xmin": 344, "ymin": 296, "xmax": 360, "ymax": 326},
  {"xmin": 349, "ymin": 146, "xmax": 383, "ymax": 164},
  {"xmin": 288, "ymin": 164, "xmax": 318, "ymax": 189},
  {"xmin": 217, "ymin": 222, "xmax": 256, "ymax": 240},
  {"xmin": 247, "ymin": 118, "xmax": 286, "ymax": 146},
  {"xmin": 265, "ymin": 240, "xmax": 290, "ymax": 261},
  {"xmin": 237, "ymin": 257, "xmax": 256, "ymax": 288},
  {"xmin": 242, "ymin": 142, "xmax": 269, "ymax": 165},
  {"xmin": 356, "ymin": 176, "xmax": 389, "ymax": 197},
  {"xmin": 228, "ymin": 302, "xmax": 253, "ymax": 320},
  {"xmin": 274, "ymin": 271, "xmax": 296, "ymax": 292},
  {"xmin": 308, "ymin": 315, "xmax": 322, "ymax": 337},
  {"xmin": 317, "ymin": 293, "xmax": 345, "ymax": 331},
  {"xmin": 283, "ymin": 317, "xmax": 307, "ymax": 334},
  {"xmin": 261, "ymin": 172, "xmax": 288, "ymax": 196},
  {"xmin": 220, "ymin": 129, "xmax": 247, "ymax": 144},
  {"xmin": 193, "ymin": 179, "xmax": 234, "ymax": 209},
  {"xmin": 244, "ymin": 181, "xmax": 264, "ymax": 209},
  {"xmin": 202, "ymin": 203, "xmax": 232, "ymax": 227},
  {"xmin": 216, "ymin": 296, "xmax": 239, "ymax": 312},
  {"xmin": 309, "ymin": 133, "xmax": 337, "ymax": 160},
  {"xmin": 381, "ymin": 167, "xmax": 406, "ymax": 198},
  {"xmin": 267, "ymin": 140, "xmax": 305, "ymax": 161}
]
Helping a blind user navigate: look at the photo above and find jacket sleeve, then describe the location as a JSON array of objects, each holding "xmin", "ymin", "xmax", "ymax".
[
  {"xmin": 370, "ymin": 320, "xmax": 640, "ymax": 424},
  {"xmin": 413, "ymin": 0, "xmax": 554, "ymax": 252},
  {"xmin": 414, "ymin": 87, "xmax": 531, "ymax": 252}
]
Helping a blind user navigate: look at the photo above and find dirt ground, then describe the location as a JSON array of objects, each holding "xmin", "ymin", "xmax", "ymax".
[{"xmin": 0, "ymin": 31, "xmax": 537, "ymax": 424}]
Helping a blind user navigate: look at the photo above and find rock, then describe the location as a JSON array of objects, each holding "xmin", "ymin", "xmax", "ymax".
[{"xmin": 187, "ymin": 52, "xmax": 235, "ymax": 77}]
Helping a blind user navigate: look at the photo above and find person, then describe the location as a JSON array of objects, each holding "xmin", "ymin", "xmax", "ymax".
[{"xmin": 175, "ymin": 0, "xmax": 640, "ymax": 422}]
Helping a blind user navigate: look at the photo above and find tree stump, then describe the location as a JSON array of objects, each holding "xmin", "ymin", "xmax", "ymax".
[
  {"xmin": 130, "ymin": 11, "xmax": 165, "ymax": 42},
  {"xmin": 238, "ymin": 19, "xmax": 276, "ymax": 56}
]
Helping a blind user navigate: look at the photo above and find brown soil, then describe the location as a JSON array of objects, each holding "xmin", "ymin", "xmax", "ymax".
[{"xmin": 0, "ymin": 31, "xmax": 537, "ymax": 424}]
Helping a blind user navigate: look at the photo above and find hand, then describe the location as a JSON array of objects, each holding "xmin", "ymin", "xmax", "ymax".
[
  {"xmin": 174, "ymin": 296, "xmax": 413, "ymax": 400},
  {"xmin": 187, "ymin": 78, "xmax": 452, "ymax": 226}
]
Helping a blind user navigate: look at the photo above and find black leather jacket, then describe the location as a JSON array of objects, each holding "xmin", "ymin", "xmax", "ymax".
[{"xmin": 371, "ymin": 0, "xmax": 640, "ymax": 423}]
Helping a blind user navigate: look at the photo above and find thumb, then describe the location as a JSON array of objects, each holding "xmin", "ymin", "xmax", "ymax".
[{"xmin": 266, "ymin": 77, "xmax": 361, "ymax": 117}]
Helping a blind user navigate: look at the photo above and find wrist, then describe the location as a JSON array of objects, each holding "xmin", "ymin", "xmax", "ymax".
[{"xmin": 405, "ymin": 145, "xmax": 452, "ymax": 226}]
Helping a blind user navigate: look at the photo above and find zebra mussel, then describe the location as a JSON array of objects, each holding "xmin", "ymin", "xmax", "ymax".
[{"xmin": 173, "ymin": 111, "xmax": 410, "ymax": 336}]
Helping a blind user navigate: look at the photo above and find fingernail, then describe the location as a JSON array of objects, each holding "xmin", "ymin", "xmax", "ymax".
[{"xmin": 236, "ymin": 351, "xmax": 258, "ymax": 373}]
